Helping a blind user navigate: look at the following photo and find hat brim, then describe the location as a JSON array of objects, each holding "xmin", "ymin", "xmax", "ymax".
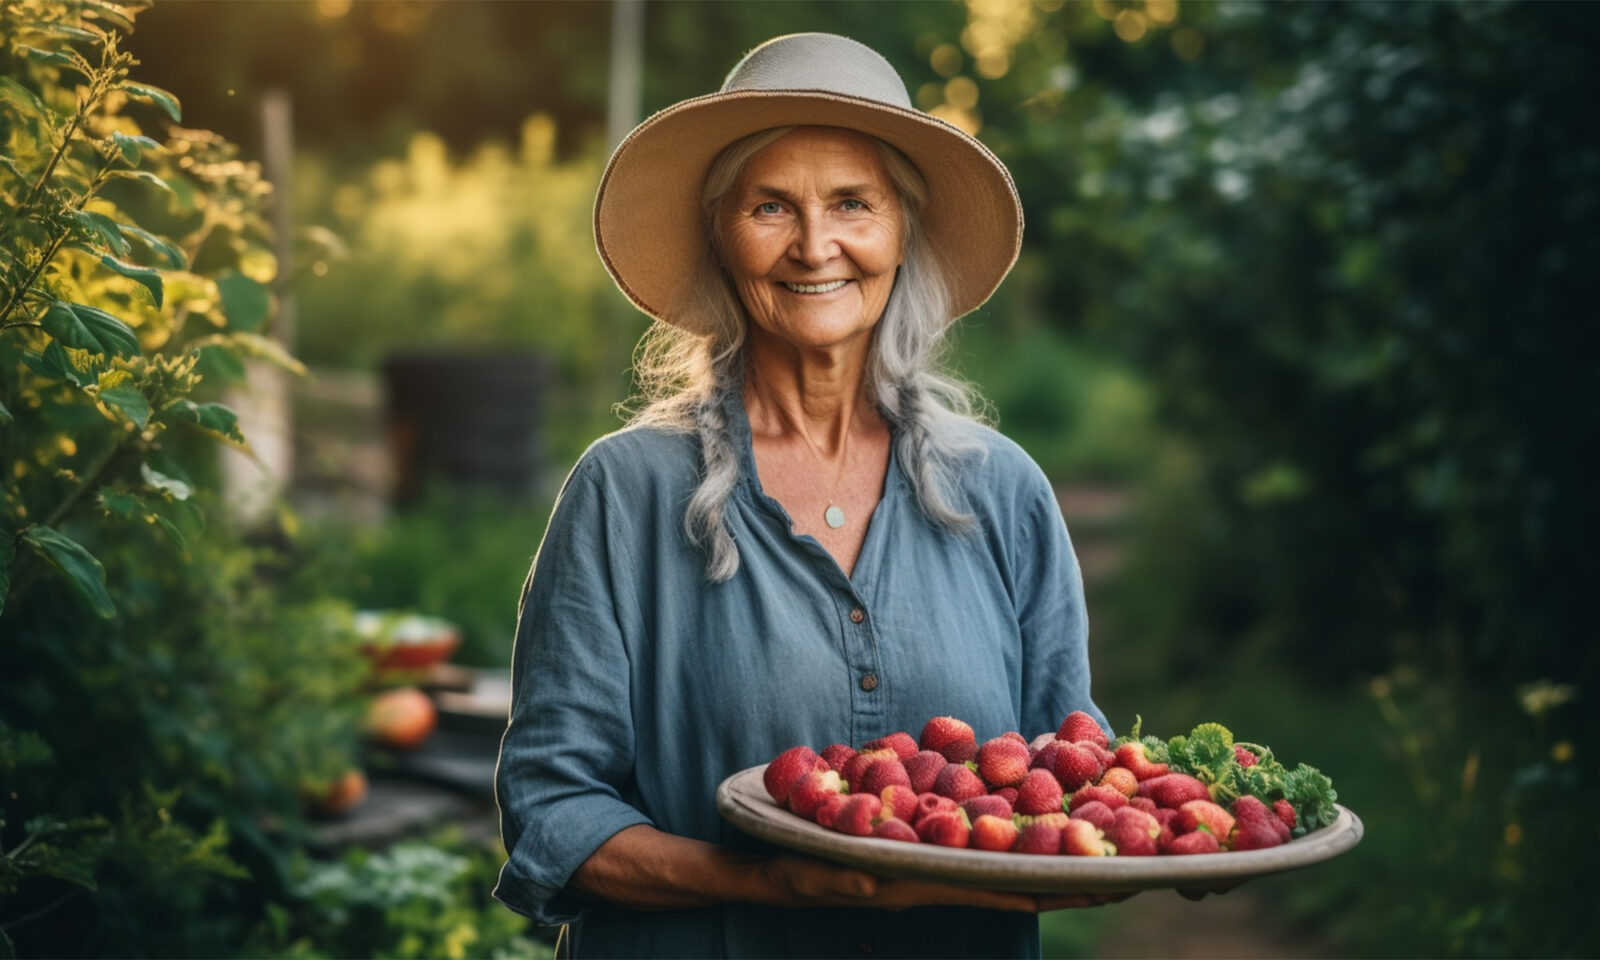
[{"xmin": 594, "ymin": 89, "xmax": 1023, "ymax": 327}]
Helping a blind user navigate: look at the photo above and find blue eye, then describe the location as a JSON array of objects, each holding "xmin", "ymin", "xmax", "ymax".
[
  {"xmin": 841, "ymin": 198, "xmax": 866, "ymax": 211},
  {"xmin": 756, "ymin": 201, "xmax": 784, "ymax": 215}
]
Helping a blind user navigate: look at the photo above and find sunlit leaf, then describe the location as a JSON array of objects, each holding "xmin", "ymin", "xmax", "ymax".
[
  {"xmin": 119, "ymin": 82, "xmax": 181, "ymax": 123},
  {"xmin": 99, "ymin": 383, "xmax": 150, "ymax": 427},
  {"xmin": 190, "ymin": 331, "xmax": 307, "ymax": 377},
  {"xmin": 24, "ymin": 340, "xmax": 94, "ymax": 388},
  {"xmin": 195, "ymin": 344, "xmax": 246, "ymax": 382},
  {"xmin": 108, "ymin": 168, "xmax": 174, "ymax": 194},
  {"xmin": 98, "ymin": 254, "xmax": 162, "ymax": 307},
  {"xmin": 108, "ymin": 131, "xmax": 161, "ymax": 164},
  {"xmin": 18, "ymin": 45, "xmax": 87, "ymax": 72},
  {"xmin": 117, "ymin": 223, "xmax": 187, "ymax": 268},
  {"xmin": 140, "ymin": 463, "xmax": 192, "ymax": 501},
  {"xmin": 17, "ymin": 526, "xmax": 116, "ymax": 619},
  {"xmin": 24, "ymin": 21, "xmax": 105, "ymax": 43},
  {"xmin": 161, "ymin": 399, "xmax": 245, "ymax": 445},
  {"xmin": 0, "ymin": 77, "xmax": 51, "ymax": 119},
  {"xmin": 71, "ymin": 210, "xmax": 131, "ymax": 257},
  {"xmin": 40, "ymin": 301, "xmax": 140, "ymax": 358},
  {"xmin": 215, "ymin": 271, "xmax": 271, "ymax": 331},
  {"xmin": 0, "ymin": 399, "xmax": 11, "ymax": 425},
  {"xmin": 80, "ymin": 0, "xmax": 137, "ymax": 32}
]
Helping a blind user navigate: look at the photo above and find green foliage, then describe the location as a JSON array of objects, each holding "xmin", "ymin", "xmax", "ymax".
[{"xmin": 249, "ymin": 830, "xmax": 552, "ymax": 960}]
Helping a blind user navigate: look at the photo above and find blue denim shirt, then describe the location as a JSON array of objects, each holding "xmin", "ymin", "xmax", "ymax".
[{"xmin": 494, "ymin": 391, "xmax": 1106, "ymax": 958}]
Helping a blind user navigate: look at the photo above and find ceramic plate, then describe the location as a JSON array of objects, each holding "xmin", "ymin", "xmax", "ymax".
[{"xmin": 717, "ymin": 764, "xmax": 1363, "ymax": 894}]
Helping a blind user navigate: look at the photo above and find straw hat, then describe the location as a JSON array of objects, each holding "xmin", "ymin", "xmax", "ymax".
[{"xmin": 594, "ymin": 32, "xmax": 1023, "ymax": 327}]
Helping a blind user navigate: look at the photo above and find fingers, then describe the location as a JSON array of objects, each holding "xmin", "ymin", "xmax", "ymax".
[{"xmin": 1035, "ymin": 891, "xmax": 1137, "ymax": 911}]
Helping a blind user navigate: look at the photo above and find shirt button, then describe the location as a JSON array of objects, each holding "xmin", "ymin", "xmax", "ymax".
[
  {"xmin": 859, "ymin": 673, "xmax": 879, "ymax": 692},
  {"xmin": 849, "ymin": 608, "xmax": 865, "ymax": 623}
]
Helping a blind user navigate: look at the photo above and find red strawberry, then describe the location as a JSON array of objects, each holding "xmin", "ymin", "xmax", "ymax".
[
  {"xmin": 912, "ymin": 792, "xmax": 958, "ymax": 826},
  {"xmin": 1014, "ymin": 769, "xmax": 1066, "ymax": 816},
  {"xmin": 1069, "ymin": 799, "xmax": 1116, "ymax": 833},
  {"xmin": 857, "ymin": 758, "xmax": 912, "ymax": 796},
  {"xmin": 1061, "ymin": 817, "xmax": 1114, "ymax": 856},
  {"xmin": 1113, "ymin": 742, "xmax": 1170, "ymax": 782},
  {"xmin": 1128, "ymin": 796, "xmax": 1158, "ymax": 815},
  {"xmin": 1176, "ymin": 800, "xmax": 1236, "ymax": 843},
  {"xmin": 940, "ymin": 739, "xmax": 978, "ymax": 764},
  {"xmin": 832, "ymin": 794, "xmax": 883, "ymax": 836},
  {"xmin": 919, "ymin": 716, "xmax": 975, "ymax": 754},
  {"xmin": 903, "ymin": 750, "xmax": 947, "ymax": 793},
  {"xmin": 1015, "ymin": 811, "xmax": 1071, "ymax": 829},
  {"xmin": 993, "ymin": 786, "xmax": 1020, "ymax": 807},
  {"xmin": 970, "ymin": 813, "xmax": 1020, "ymax": 852},
  {"xmin": 1137, "ymin": 773, "xmax": 1211, "ymax": 809},
  {"xmin": 1234, "ymin": 744, "xmax": 1258, "ymax": 768},
  {"xmin": 814, "ymin": 793, "xmax": 849, "ymax": 829},
  {"xmin": 879, "ymin": 784, "xmax": 919, "ymax": 823},
  {"xmin": 1231, "ymin": 795, "xmax": 1290, "ymax": 850},
  {"xmin": 1098, "ymin": 766, "xmax": 1138, "ymax": 797},
  {"xmin": 788, "ymin": 769, "xmax": 846, "ymax": 820},
  {"xmin": 1030, "ymin": 741, "xmax": 1065, "ymax": 774},
  {"xmin": 978, "ymin": 736, "xmax": 1031, "ymax": 788},
  {"xmin": 1056, "ymin": 711, "xmax": 1108, "ymax": 748},
  {"xmin": 1054, "ymin": 742, "xmax": 1106, "ymax": 791},
  {"xmin": 863, "ymin": 732, "xmax": 919, "ymax": 760},
  {"xmin": 819, "ymin": 743, "xmax": 856, "ymax": 773},
  {"xmin": 1087, "ymin": 742, "xmax": 1117, "ymax": 770},
  {"xmin": 1029, "ymin": 731, "xmax": 1057, "ymax": 754},
  {"xmin": 1002, "ymin": 731, "xmax": 1029, "ymax": 745},
  {"xmin": 1068, "ymin": 783, "xmax": 1129, "ymax": 813},
  {"xmin": 870, "ymin": 818, "xmax": 920, "ymax": 843},
  {"xmin": 764, "ymin": 746, "xmax": 827, "ymax": 803},
  {"xmin": 932, "ymin": 763, "xmax": 987, "ymax": 802},
  {"xmin": 1015, "ymin": 822, "xmax": 1063, "ymax": 855},
  {"xmin": 1273, "ymin": 799, "xmax": 1298, "ymax": 833},
  {"xmin": 915, "ymin": 809, "xmax": 971, "ymax": 847},
  {"xmin": 842, "ymin": 748, "xmax": 897, "ymax": 791},
  {"xmin": 1106, "ymin": 806, "xmax": 1161, "ymax": 856},
  {"xmin": 962, "ymin": 794, "xmax": 1015, "ymax": 822},
  {"xmin": 1164, "ymin": 829, "xmax": 1221, "ymax": 855}
]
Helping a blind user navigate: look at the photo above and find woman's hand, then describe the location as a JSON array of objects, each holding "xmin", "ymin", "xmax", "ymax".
[{"xmin": 756, "ymin": 853, "xmax": 1040, "ymax": 912}]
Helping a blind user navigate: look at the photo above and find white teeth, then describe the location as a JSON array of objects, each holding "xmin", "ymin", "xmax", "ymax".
[{"xmin": 783, "ymin": 280, "xmax": 848, "ymax": 294}]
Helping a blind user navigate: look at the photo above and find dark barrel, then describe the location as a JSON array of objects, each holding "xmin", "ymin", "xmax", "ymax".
[{"xmin": 381, "ymin": 350, "xmax": 544, "ymax": 504}]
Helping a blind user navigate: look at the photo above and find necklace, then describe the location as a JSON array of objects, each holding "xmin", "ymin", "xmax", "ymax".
[{"xmin": 794, "ymin": 418, "xmax": 852, "ymax": 529}]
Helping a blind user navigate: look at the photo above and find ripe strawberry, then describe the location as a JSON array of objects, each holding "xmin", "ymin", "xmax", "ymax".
[
  {"xmin": 912, "ymin": 792, "xmax": 958, "ymax": 826},
  {"xmin": 978, "ymin": 736, "xmax": 1031, "ymax": 788},
  {"xmin": 919, "ymin": 716, "xmax": 975, "ymax": 754},
  {"xmin": 864, "ymin": 732, "xmax": 919, "ymax": 760},
  {"xmin": 1164, "ymin": 829, "xmax": 1221, "ymax": 855},
  {"xmin": 915, "ymin": 809, "xmax": 971, "ymax": 848},
  {"xmin": 1273, "ymin": 799, "xmax": 1298, "ymax": 833},
  {"xmin": 970, "ymin": 813, "xmax": 1020, "ymax": 852},
  {"xmin": 1176, "ymin": 800, "xmax": 1236, "ymax": 843},
  {"xmin": 1015, "ymin": 822, "xmax": 1063, "ymax": 855},
  {"xmin": 1137, "ymin": 773, "xmax": 1211, "ymax": 809},
  {"xmin": 764, "ymin": 746, "xmax": 828, "ymax": 803},
  {"xmin": 870, "ymin": 818, "xmax": 920, "ymax": 843},
  {"xmin": 1106, "ymin": 806, "xmax": 1161, "ymax": 856},
  {"xmin": 932, "ymin": 763, "xmax": 987, "ymax": 802},
  {"xmin": 1056, "ymin": 711, "xmax": 1109, "ymax": 748},
  {"xmin": 1014, "ymin": 811, "xmax": 1071, "ymax": 829},
  {"xmin": 1069, "ymin": 799, "xmax": 1116, "ymax": 833},
  {"xmin": 857, "ymin": 758, "xmax": 912, "ymax": 796},
  {"xmin": 1087, "ymin": 742, "xmax": 1117, "ymax": 770},
  {"xmin": 814, "ymin": 793, "xmax": 849, "ymax": 829},
  {"xmin": 1128, "ymin": 796, "xmax": 1158, "ymax": 815},
  {"xmin": 842, "ymin": 748, "xmax": 897, "ymax": 792},
  {"xmin": 788, "ymin": 769, "xmax": 846, "ymax": 820},
  {"xmin": 1029, "ymin": 731, "xmax": 1057, "ymax": 754},
  {"xmin": 1030, "ymin": 741, "xmax": 1064, "ymax": 774},
  {"xmin": 1061, "ymin": 817, "xmax": 1115, "ymax": 856},
  {"xmin": 1098, "ymin": 766, "xmax": 1138, "ymax": 797},
  {"xmin": 1068, "ymin": 783, "xmax": 1129, "ymax": 813},
  {"xmin": 879, "ymin": 784, "xmax": 919, "ymax": 823},
  {"xmin": 1113, "ymin": 742, "xmax": 1170, "ymax": 782},
  {"xmin": 819, "ymin": 743, "xmax": 857, "ymax": 773},
  {"xmin": 1002, "ymin": 731, "xmax": 1029, "ymax": 745},
  {"xmin": 1231, "ymin": 795, "xmax": 1290, "ymax": 850},
  {"xmin": 1014, "ymin": 769, "xmax": 1066, "ymax": 816},
  {"xmin": 903, "ymin": 750, "xmax": 947, "ymax": 793},
  {"xmin": 1054, "ymin": 742, "xmax": 1106, "ymax": 791},
  {"xmin": 1234, "ymin": 744, "xmax": 1258, "ymax": 768},
  {"xmin": 940, "ymin": 739, "xmax": 979, "ymax": 764},
  {"xmin": 994, "ymin": 786, "xmax": 1020, "ymax": 807},
  {"xmin": 962, "ymin": 794, "xmax": 1014, "ymax": 822},
  {"xmin": 832, "ymin": 794, "xmax": 883, "ymax": 836}
]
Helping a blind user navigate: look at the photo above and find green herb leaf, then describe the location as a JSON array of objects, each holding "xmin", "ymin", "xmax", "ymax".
[
  {"xmin": 117, "ymin": 223, "xmax": 187, "ymax": 268},
  {"xmin": 215, "ymin": 271, "xmax": 271, "ymax": 331},
  {"xmin": 119, "ymin": 82, "xmax": 182, "ymax": 123},
  {"xmin": 108, "ymin": 169, "xmax": 175, "ymax": 194},
  {"xmin": 24, "ymin": 340, "xmax": 95, "ymax": 388},
  {"xmin": 98, "ymin": 254, "xmax": 163, "ymax": 307},
  {"xmin": 98, "ymin": 490, "xmax": 140, "ymax": 517},
  {"xmin": 71, "ymin": 210, "xmax": 132, "ymax": 257},
  {"xmin": 108, "ymin": 131, "xmax": 162, "ymax": 164},
  {"xmin": 18, "ymin": 525, "xmax": 116, "ymax": 619},
  {"xmin": 190, "ymin": 331, "xmax": 307, "ymax": 377},
  {"xmin": 1282, "ymin": 764, "xmax": 1338, "ymax": 834},
  {"xmin": 161, "ymin": 399, "xmax": 245, "ymax": 445},
  {"xmin": 41, "ymin": 301, "xmax": 141, "ymax": 358},
  {"xmin": 18, "ymin": 45, "xmax": 88, "ymax": 72},
  {"xmin": 99, "ymin": 383, "xmax": 150, "ymax": 427}
]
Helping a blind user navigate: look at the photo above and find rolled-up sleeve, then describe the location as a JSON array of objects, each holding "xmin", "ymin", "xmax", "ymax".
[
  {"xmin": 493, "ymin": 459, "xmax": 653, "ymax": 924},
  {"xmin": 1011, "ymin": 461, "xmax": 1112, "ymax": 744}
]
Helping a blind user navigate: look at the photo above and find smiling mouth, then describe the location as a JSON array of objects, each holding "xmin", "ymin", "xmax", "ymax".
[{"xmin": 782, "ymin": 280, "xmax": 850, "ymax": 294}]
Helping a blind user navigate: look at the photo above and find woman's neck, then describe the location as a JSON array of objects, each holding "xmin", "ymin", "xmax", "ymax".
[{"xmin": 742, "ymin": 338, "xmax": 879, "ymax": 451}]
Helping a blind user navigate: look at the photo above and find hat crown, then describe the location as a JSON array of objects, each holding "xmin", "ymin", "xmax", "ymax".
[{"xmin": 721, "ymin": 33, "xmax": 912, "ymax": 110}]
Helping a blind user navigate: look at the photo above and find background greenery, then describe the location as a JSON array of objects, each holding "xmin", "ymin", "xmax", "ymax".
[{"xmin": 4, "ymin": 0, "xmax": 1594, "ymax": 956}]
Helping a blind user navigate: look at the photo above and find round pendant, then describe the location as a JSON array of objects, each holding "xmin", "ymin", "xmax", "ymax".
[{"xmin": 824, "ymin": 505, "xmax": 846, "ymax": 529}]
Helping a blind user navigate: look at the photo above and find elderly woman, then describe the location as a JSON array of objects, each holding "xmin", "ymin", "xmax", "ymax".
[{"xmin": 495, "ymin": 33, "xmax": 1111, "ymax": 958}]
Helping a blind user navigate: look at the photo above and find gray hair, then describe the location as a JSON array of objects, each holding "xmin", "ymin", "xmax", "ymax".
[{"xmin": 624, "ymin": 126, "xmax": 989, "ymax": 582}]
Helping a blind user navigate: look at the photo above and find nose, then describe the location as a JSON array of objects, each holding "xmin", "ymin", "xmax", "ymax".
[{"xmin": 789, "ymin": 210, "xmax": 841, "ymax": 268}]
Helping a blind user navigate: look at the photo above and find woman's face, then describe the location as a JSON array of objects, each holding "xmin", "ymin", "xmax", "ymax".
[{"xmin": 719, "ymin": 126, "xmax": 905, "ymax": 358}]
